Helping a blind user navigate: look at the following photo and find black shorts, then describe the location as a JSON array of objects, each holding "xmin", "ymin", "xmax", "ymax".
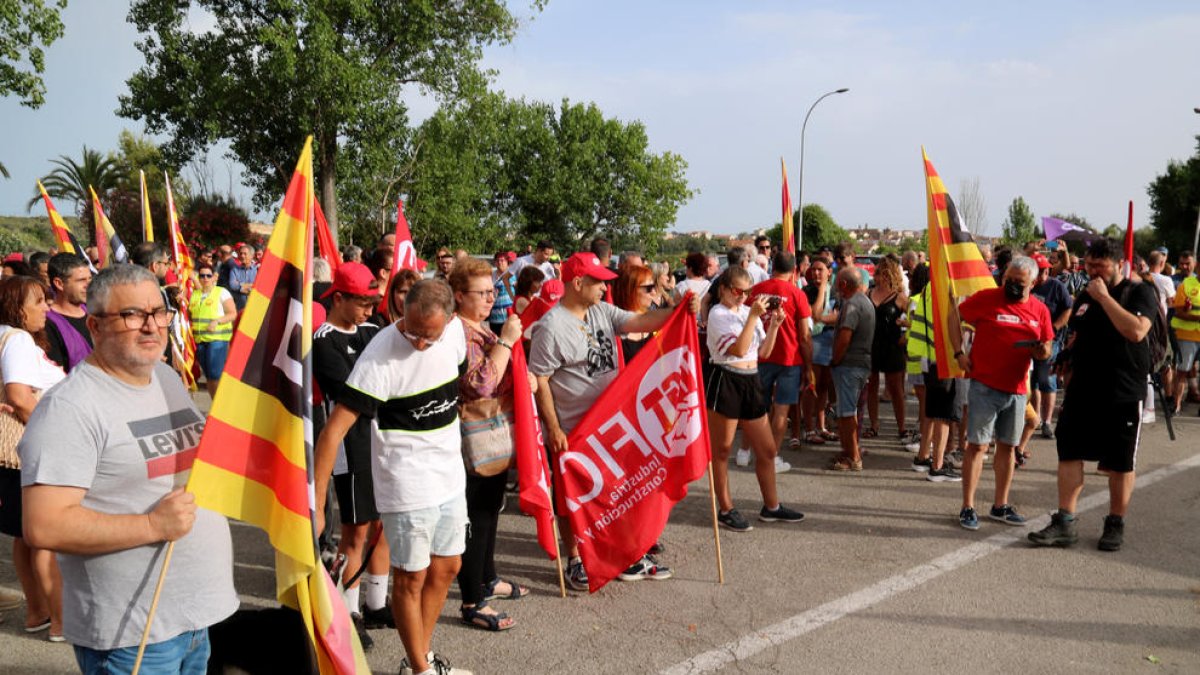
[
  {"xmin": 1055, "ymin": 399, "xmax": 1142, "ymax": 473},
  {"xmin": 922, "ymin": 370, "xmax": 960, "ymax": 422},
  {"xmin": 705, "ymin": 364, "xmax": 769, "ymax": 421},
  {"xmin": 333, "ymin": 470, "xmax": 380, "ymax": 525},
  {"xmin": 0, "ymin": 467, "xmax": 22, "ymax": 538}
]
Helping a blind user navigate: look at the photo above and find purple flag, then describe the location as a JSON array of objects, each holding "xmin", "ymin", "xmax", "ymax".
[{"xmin": 1042, "ymin": 216, "xmax": 1085, "ymax": 241}]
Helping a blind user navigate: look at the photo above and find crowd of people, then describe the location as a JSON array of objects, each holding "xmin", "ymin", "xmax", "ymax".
[{"xmin": 0, "ymin": 228, "xmax": 1195, "ymax": 674}]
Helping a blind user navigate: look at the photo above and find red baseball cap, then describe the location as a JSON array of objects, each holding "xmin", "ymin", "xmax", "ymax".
[
  {"xmin": 561, "ymin": 252, "xmax": 617, "ymax": 282},
  {"xmin": 321, "ymin": 262, "xmax": 380, "ymax": 299},
  {"xmin": 540, "ymin": 278, "xmax": 565, "ymax": 302},
  {"xmin": 1031, "ymin": 253, "xmax": 1051, "ymax": 269}
]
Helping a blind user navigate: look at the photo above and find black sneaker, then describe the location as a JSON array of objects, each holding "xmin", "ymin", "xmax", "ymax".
[
  {"xmin": 927, "ymin": 464, "xmax": 962, "ymax": 482},
  {"xmin": 351, "ymin": 613, "xmax": 373, "ymax": 651},
  {"xmin": 362, "ymin": 603, "xmax": 395, "ymax": 629},
  {"xmin": 988, "ymin": 504, "xmax": 1027, "ymax": 526},
  {"xmin": 759, "ymin": 504, "xmax": 805, "ymax": 523},
  {"xmin": 718, "ymin": 509, "xmax": 753, "ymax": 532},
  {"xmin": 1098, "ymin": 515, "xmax": 1124, "ymax": 551},
  {"xmin": 911, "ymin": 457, "xmax": 932, "ymax": 473},
  {"xmin": 618, "ymin": 555, "xmax": 673, "ymax": 581},
  {"xmin": 1028, "ymin": 511, "xmax": 1078, "ymax": 547},
  {"xmin": 565, "ymin": 557, "xmax": 589, "ymax": 591}
]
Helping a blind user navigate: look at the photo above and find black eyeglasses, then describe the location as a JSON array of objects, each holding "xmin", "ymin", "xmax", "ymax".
[
  {"xmin": 95, "ymin": 307, "xmax": 176, "ymax": 330},
  {"xmin": 198, "ymin": 273, "xmax": 213, "ymax": 278}
]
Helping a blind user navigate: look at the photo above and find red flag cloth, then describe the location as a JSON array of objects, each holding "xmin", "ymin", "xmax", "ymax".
[
  {"xmin": 314, "ymin": 200, "xmax": 342, "ymax": 274},
  {"xmin": 561, "ymin": 302, "xmax": 710, "ymax": 592},
  {"xmin": 510, "ymin": 341, "xmax": 558, "ymax": 560},
  {"xmin": 1124, "ymin": 200, "xmax": 1135, "ymax": 274},
  {"xmin": 389, "ymin": 199, "xmax": 427, "ymax": 276}
]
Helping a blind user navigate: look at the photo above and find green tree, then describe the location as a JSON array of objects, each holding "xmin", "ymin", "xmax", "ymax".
[
  {"xmin": 28, "ymin": 146, "xmax": 121, "ymax": 216},
  {"xmin": 1000, "ymin": 196, "xmax": 1038, "ymax": 247},
  {"xmin": 1147, "ymin": 136, "xmax": 1200, "ymax": 256},
  {"xmin": 764, "ymin": 203, "xmax": 848, "ymax": 252},
  {"xmin": 120, "ymin": 0, "xmax": 531, "ymax": 242},
  {"xmin": 0, "ymin": 0, "xmax": 67, "ymax": 108}
]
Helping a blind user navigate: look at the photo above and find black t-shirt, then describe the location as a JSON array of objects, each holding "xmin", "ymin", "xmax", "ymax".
[
  {"xmin": 313, "ymin": 320, "xmax": 381, "ymax": 471},
  {"xmin": 44, "ymin": 312, "xmax": 92, "ymax": 371},
  {"xmin": 1065, "ymin": 279, "xmax": 1157, "ymax": 403}
]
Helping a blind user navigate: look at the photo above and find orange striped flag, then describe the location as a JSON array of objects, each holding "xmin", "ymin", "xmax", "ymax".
[
  {"xmin": 781, "ymin": 158, "xmax": 795, "ymax": 254},
  {"xmin": 187, "ymin": 138, "xmax": 369, "ymax": 674},
  {"xmin": 923, "ymin": 148, "xmax": 995, "ymax": 378},
  {"xmin": 165, "ymin": 173, "xmax": 198, "ymax": 390},
  {"xmin": 37, "ymin": 181, "xmax": 78, "ymax": 255}
]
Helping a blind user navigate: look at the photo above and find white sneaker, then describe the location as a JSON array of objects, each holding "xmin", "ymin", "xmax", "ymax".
[
  {"xmin": 903, "ymin": 440, "xmax": 920, "ymax": 453},
  {"xmin": 774, "ymin": 456, "xmax": 792, "ymax": 473},
  {"xmin": 1141, "ymin": 411, "xmax": 1156, "ymax": 424},
  {"xmin": 735, "ymin": 448, "xmax": 751, "ymax": 467}
]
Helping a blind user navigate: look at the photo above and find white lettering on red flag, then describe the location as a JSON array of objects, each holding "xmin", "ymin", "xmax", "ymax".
[{"xmin": 562, "ymin": 303, "xmax": 710, "ymax": 591}]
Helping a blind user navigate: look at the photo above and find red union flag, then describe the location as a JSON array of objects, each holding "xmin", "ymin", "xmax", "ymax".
[
  {"xmin": 562, "ymin": 302, "xmax": 710, "ymax": 592},
  {"xmin": 510, "ymin": 341, "xmax": 558, "ymax": 560}
]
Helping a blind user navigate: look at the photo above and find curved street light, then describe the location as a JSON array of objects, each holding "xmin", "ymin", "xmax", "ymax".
[
  {"xmin": 1194, "ymin": 107, "xmax": 1200, "ymax": 255},
  {"xmin": 796, "ymin": 88, "xmax": 850, "ymax": 252}
]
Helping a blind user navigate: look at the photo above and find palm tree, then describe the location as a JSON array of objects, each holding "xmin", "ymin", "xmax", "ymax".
[{"xmin": 27, "ymin": 146, "xmax": 121, "ymax": 214}]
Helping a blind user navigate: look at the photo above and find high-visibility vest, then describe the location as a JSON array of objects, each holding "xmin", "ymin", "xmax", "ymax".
[
  {"xmin": 189, "ymin": 288, "xmax": 233, "ymax": 343},
  {"xmin": 906, "ymin": 291, "xmax": 934, "ymax": 374},
  {"xmin": 1171, "ymin": 276, "xmax": 1200, "ymax": 341}
]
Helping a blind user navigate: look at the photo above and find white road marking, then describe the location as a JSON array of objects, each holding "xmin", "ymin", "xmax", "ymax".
[{"xmin": 660, "ymin": 452, "xmax": 1200, "ymax": 675}]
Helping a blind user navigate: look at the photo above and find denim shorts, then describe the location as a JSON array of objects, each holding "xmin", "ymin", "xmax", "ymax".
[
  {"xmin": 381, "ymin": 494, "xmax": 468, "ymax": 572},
  {"xmin": 831, "ymin": 365, "xmax": 870, "ymax": 419},
  {"xmin": 196, "ymin": 340, "xmax": 230, "ymax": 380},
  {"xmin": 1177, "ymin": 340, "xmax": 1199, "ymax": 372},
  {"xmin": 758, "ymin": 362, "xmax": 801, "ymax": 405},
  {"xmin": 967, "ymin": 380, "xmax": 1025, "ymax": 447},
  {"xmin": 75, "ymin": 629, "xmax": 209, "ymax": 675}
]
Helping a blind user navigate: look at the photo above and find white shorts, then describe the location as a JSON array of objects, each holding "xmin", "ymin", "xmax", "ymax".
[{"xmin": 380, "ymin": 494, "xmax": 468, "ymax": 572}]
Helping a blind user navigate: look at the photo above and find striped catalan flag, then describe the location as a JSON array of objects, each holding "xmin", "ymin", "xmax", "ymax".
[
  {"xmin": 89, "ymin": 186, "xmax": 129, "ymax": 267},
  {"xmin": 140, "ymin": 170, "xmax": 154, "ymax": 242},
  {"xmin": 922, "ymin": 148, "xmax": 995, "ymax": 378},
  {"xmin": 781, "ymin": 157, "xmax": 795, "ymax": 254},
  {"xmin": 37, "ymin": 181, "xmax": 78, "ymax": 255},
  {"xmin": 165, "ymin": 173, "xmax": 198, "ymax": 391},
  {"xmin": 187, "ymin": 138, "xmax": 369, "ymax": 674}
]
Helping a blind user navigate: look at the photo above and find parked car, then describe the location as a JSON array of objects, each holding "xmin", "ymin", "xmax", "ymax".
[{"xmin": 855, "ymin": 255, "xmax": 880, "ymax": 277}]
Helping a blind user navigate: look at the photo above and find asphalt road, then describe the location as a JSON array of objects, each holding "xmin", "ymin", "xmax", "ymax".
[{"xmin": 3, "ymin": 396, "xmax": 1199, "ymax": 674}]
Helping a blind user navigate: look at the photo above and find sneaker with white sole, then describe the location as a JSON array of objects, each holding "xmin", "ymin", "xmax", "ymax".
[
  {"xmin": 565, "ymin": 557, "xmax": 589, "ymax": 591},
  {"xmin": 759, "ymin": 504, "xmax": 805, "ymax": 523},
  {"xmin": 774, "ymin": 456, "xmax": 792, "ymax": 473},
  {"xmin": 717, "ymin": 509, "xmax": 753, "ymax": 532},
  {"xmin": 988, "ymin": 504, "xmax": 1027, "ymax": 526},
  {"xmin": 618, "ymin": 555, "xmax": 673, "ymax": 581},
  {"xmin": 947, "ymin": 449, "xmax": 965, "ymax": 469},
  {"xmin": 1141, "ymin": 410, "xmax": 1156, "ymax": 424},
  {"xmin": 911, "ymin": 457, "xmax": 932, "ymax": 472},
  {"xmin": 927, "ymin": 464, "xmax": 962, "ymax": 482},
  {"xmin": 734, "ymin": 448, "xmax": 751, "ymax": 467}
]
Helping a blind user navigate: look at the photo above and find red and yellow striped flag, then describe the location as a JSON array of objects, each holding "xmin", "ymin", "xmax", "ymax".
[
  {"xmin": 187, "ymin": 138, "xmax": 369, "ymax": 674},
  {"xmin": 37, "ymin": 181, "xmax": 78, "ymax": 255},
  {"xmin": 165, "ymin": 173, "xmax": 198, "ymax": 390},
  {"xmin": 781, "ymin": 157, "xmax": 795, "ymax": 254},
  {"xmin": 923, "ymin": 148, "xmax": 995, "ymax": 378},
  {"xmin": 140, "ymin": 170, "xmax": 154, "ymax": 242},
  {"xmin": 89, "ymin": 186, "xmax": 129, "ymax": 267}
]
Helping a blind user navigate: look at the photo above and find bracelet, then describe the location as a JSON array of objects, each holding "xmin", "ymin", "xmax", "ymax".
[{"xmin": 496, "ymin": 339, "xmax": 513, "ymax": 351}]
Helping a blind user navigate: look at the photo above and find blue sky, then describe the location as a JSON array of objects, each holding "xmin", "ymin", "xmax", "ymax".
[{"xmin": 2, "ymin": 1, "xmax": 1199, "ymax": 239}]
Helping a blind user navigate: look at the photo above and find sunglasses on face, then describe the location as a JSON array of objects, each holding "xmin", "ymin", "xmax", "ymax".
[
  {"xmin": 198, "ymin": 273, "xmax": 213, "ymax": 278},
  {"xmin": 728, "ymin": 286, "xmax": 749, "ymax": 298},
  {"xmin": 638, "ymin": 284, "xmax": 656, "ymax": 292}
]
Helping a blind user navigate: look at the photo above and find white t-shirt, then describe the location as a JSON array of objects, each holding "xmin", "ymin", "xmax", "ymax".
[
  {"xmin": 1150, "ymin": 272, "xmax": 1175, "ymax": 317},
  {"xmin": 511, "ymin": 254, "xmax": 557, "ymax": 281},
  {"xmin": 0, "ymin": 325, "xmax": 66, "ymax": 391},
  {"xmin": 707, "ymin": 304, "xmax": 764, "ymax": 366},
  {"xmin": 748, "ymin": 262, "xmax": 769, "ymax": 285},
  {"xmin": 340, "ymin": 319, "xmax": 467, "ymax": 513},
  {"xmin": 673, "ymin": 277, "xmax": 711, "ymax": 304}
]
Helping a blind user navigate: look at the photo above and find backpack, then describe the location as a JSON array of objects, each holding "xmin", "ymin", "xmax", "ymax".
[{"xmin": 1121, "ymin": 282, "xmax": 1172, "ymax": 376}]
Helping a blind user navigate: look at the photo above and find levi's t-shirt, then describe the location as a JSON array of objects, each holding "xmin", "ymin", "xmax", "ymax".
[
  {"xmin": 340, "ymin": 319, "xmax": 467, "ymax": 513},
  {"xmin": 958, "ymin": 287, "xmax": 1054, "ymax": 395},
  {"xmin": 747, "ymin": 278, "xmax": 811, "ymax": 366}
]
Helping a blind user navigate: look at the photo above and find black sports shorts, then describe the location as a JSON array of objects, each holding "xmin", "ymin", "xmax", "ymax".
[{"xmin": 1055, "ymin": 399, "xmax": 1142, "ymax": 473}]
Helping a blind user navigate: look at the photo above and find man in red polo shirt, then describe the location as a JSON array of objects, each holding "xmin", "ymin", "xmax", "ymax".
[
  {"xmin": 954, "ymin": 255, "xmax": 1053, "ymax": 531},
  {"xmin": 747, "ymin": 252, "xmax": 812, "ymax": 465}
]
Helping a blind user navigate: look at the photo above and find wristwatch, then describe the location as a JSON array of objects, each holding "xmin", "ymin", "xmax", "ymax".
[{"xmin": 496, "ymin": 339, "xmax": 513, "ymax": 350}]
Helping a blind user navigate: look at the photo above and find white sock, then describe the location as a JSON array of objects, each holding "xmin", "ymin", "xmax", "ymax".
[
  {"xmin": 363, "ymin": 573, "xmax": 388, "ymax": 611},
  {"xmin": 1145, "ymin": 384, "xmax": 1155, "ymax": 412},
  {"xmin": 342, "ymin": 585, "xmax": 360, "ymax": 614}
]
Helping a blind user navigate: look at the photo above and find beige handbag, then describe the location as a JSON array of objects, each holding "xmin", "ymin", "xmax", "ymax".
[
  {"xmin": 0, "ymin": 329, "xmax": 28, "ymax": 469},
  {"xmin": 459, "ymin": 396, "xmax": 515, "ymax": 477}
]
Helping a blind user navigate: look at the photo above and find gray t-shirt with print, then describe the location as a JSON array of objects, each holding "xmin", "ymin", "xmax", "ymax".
[
  {"xmin": 528, "ymin": 302, "xmax": 634, "ymax": 434},
  {"xmin": 19, "ymin": 361, "xmax": 238, "ymax": 650},
  {"xmin": 835, "ymin": 292, "xmax": 876, "ymax": 369}
]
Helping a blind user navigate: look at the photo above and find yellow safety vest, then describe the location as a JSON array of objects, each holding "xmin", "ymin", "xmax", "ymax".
[
  {"xmin": 906, "ymin": 291, "xmax": 934, "ymax": 374},
  {"xmin": 189, "ymin": 288, "xmax": 233, "ymax": 343},
  {"xmin": 1170, "ymin": 276, "xmax": 1200, "ymax": 341}
]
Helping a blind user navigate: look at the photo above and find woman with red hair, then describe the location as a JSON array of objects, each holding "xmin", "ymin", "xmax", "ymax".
[{"xmin": 612, "ymin": 264, "xmax": 657, "ymax": 361}]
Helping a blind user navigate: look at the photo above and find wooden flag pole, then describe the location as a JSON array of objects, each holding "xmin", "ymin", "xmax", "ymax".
[
  {"xmin": 706, "ymin": 461, "xmax": 725, "ymax": 584},
  {"xmin": 551, "ymin": 518, "xmax": 567, "ymax": 598},
  {"xmin": 131, "ymin": 540, "xmax": 177, "ymax": 675}
]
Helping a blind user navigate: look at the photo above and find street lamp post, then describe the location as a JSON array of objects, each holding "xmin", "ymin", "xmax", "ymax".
[
  {"xmin": 796, "ymin": 87, "xmax": 849, "ymax": 253},
  {"xmin": 1193, "ymin": 108, "xmax": 1200, "ymax": 256}
]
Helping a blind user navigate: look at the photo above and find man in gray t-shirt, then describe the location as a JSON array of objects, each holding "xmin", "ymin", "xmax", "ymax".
[
  {"xmin": 829, "ymin": 267, "xmax": 877, "ymax": 470},
  {"xmin": 528, "ymin": 252, "xmax": 700, "ymax": 590},
  {"xmin": 21, "ymin": 265, "xmax": 237, "ymax": 669}
]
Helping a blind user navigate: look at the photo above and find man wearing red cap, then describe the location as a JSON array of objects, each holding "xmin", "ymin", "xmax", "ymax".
[
  {"xmin": 311, "ymin": 262, "xmax": 390, "ymax": 649},
  {"xmin": 1030, "ymin": 252, "xmax": 1073, "ymax": 438},
  {"xmin": 529, "ymin": 252, "xmax": 700, "ymax": 588}
]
